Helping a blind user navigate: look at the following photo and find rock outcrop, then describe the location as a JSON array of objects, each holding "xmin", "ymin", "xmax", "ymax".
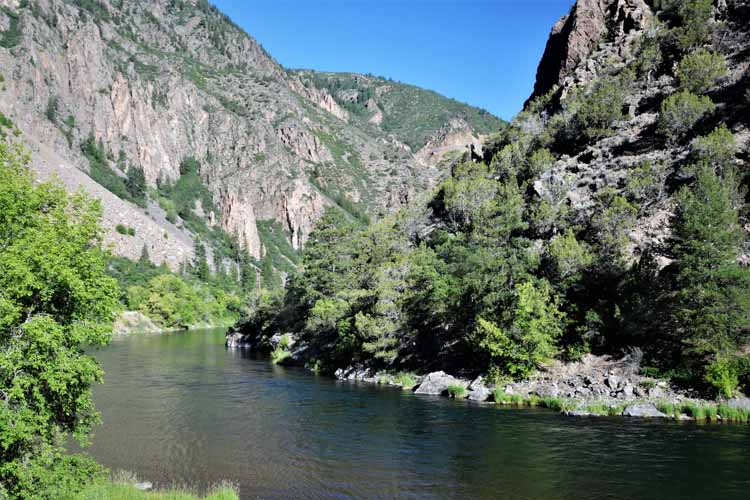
[
  {"xmin": 529, "ymin": 0, "xmax": 652, "ymax": 103},
  {"xmin": 0, "ymin": 0, "xmax": 498, "ymax": 271}
]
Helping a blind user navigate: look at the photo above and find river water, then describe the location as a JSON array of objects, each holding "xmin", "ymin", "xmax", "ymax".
[{"xmin": 87, "ymin": 328, "xmax": 750, "ymax": 500}]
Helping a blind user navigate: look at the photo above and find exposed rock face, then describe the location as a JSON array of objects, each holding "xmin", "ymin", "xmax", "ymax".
[
  {"xmin": 415, "ymin": 119, "xmax": 483, "ymax": 166},
  {"xmin": 0, "ymin": 0, "xmax": 497, "ymax": 270},
  {"xmin": 529, "ymin": 0, "xmax": 652, "ymax": 103},
  {"xmin": 220, "ymin": 190, "xmax": 262, "ymax": 260}
]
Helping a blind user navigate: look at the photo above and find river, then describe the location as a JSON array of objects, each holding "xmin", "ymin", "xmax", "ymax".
[{"xmin": 87, "ymin": 328, "xmax": 750, "ymax": 500}]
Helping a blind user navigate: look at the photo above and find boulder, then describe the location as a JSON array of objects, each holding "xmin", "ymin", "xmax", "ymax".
[
  {"xmin": 725, "ymin": 397, "xmax": 750, "ymax": 410},
  {"xmin": 134, "ymin": 482, "xmax": 153, "ymax": 491},
  {"xmin": 621, "ymin": 383, "xmax": 635, "ymax": 398},
  {"xmin": 605, "ymin": 374, "xmax": 620, "ymax": 390},
  {"xmin": 414, "ymin": 371, "xmax": 465, "ymax": 396},
  {"xmin": 468, "ymin": 386, "xmax": 492, "ymax": 402},
  {"xmin": 622, "ymin": 403, "xmax": 668, "ymax": 418}
]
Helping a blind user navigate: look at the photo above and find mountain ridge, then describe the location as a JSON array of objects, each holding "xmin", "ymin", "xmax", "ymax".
[{"xmin": 0, "ymin": 0, "xmax": 503, "ymax": 277}]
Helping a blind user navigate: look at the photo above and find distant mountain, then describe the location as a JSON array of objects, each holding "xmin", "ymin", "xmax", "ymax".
[{"xmin": 0, "ymin": 0, "xmax": 503, "ymax": 277}]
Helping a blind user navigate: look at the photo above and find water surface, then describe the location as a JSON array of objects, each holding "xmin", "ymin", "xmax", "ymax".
[{"xmin": 89, "ymin": 329, "xmax": 750, "ymax": 499}]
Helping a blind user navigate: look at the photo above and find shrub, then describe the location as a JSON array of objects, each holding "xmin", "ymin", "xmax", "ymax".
[
  {"xmin": 392, "ymin": 372, "xmax": 417, "ymax": 390},
  {"xmin": 271, "ymin": 334, "xmax": 293, "ymax": 365},
  {"xmin": 676, "ymin": 49, "xmax": 728, "ymax": 94},
  {"xmin": 572, "ymin": 79, "xmax": 626, "ymax": 139},
  {"xmin": 690, "ymin": 125, "xmax": 736, "ymax": 172},
  {"xmin": 673, "ymin": 0, "xmax": 715, "ymax": 51},
  {"xmin": 45, "ymin": 95, "xmax": 59, "ymax": 123},
  {"xmin": 447, "ymin": 384, "xmax": 466, "ymax": 399},
  {"xmin": 115, "ymin": 224, "xmax": 128, "ymax": 235},
  {"xmin": 704, "ymin": 357, "xmax": 740, "ymax": 398},
  {"xmin": 658, "ymin": 90, "xmax": 715, "ymax": 139}
]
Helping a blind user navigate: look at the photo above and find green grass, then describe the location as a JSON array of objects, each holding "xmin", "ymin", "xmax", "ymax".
[
  {"xmin": 717, "ymin": 404, "xmax": 750, "ymax": 423},
  {"xmin": 270, "ymin": 347, "xmax": 292, "ymax": 365},
  {"xmin": 447, "ymin": 384, "xmax": 466, "ymax": 399},
  {"xmin": 392, "ymin": 372, "xmax": 417, "ymax": 390},
  {"xmin": 77, "ymin": 481, "xmax": 238, "ymax": 500}
]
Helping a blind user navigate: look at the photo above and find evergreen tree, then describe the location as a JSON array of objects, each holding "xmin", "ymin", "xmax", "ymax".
[
  {"xmin": 668, "ymin": 163, "xmax": 750, "ymax": 394},
  {"xmin": 124, "ymin": 164, "xmax": 147, "ymax": 207},
  {"xmin": 138, "ymin": 243, "xmax": 151, "ymax": 266},
  {"xmin": 192, "ymin": 240, "xmax": 210, "ymax": 282}
]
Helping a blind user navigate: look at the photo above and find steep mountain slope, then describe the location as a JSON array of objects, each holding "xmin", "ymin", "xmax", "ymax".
[
  {"xmin": 0, "ymin": 0, "xmax": 502, "ymax": 272},
  {"xmin": 234, "ymin": 0, "xmax": 750, "ymax": 399}
]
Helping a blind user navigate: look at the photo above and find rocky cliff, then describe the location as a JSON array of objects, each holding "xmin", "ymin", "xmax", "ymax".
[{"xmin": 0, "ymin": 0, "xmax": 502, "ymax": 270}]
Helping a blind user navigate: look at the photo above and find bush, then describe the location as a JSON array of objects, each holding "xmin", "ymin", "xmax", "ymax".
[
  {"xmin": 45, "ymin": 95, "xmax": 59, "ymax": 123},
  {"xmin": 447, "ymin": 384, "xmax": 466, "ymax": 399},
  {"xmin": 690, "ymin": 125, "xmax": 736, "ymax": 171},
  {"xmin": 572, "ymin": 79, "xmax": 626, "ymax": 139},
  {"xmin": 271, "ymin": 334, "xmax": 293, "ymax": 365},
  {"xmin": 676, "ymin": 49, "xmax": 728, "ymax": 94},
  {"xmin": 704, "ymin": 357, "xmax": 740, "ymax": 398},
  {"xmin": 392, "ymin": 372, "xmax": 417, "ymax": 390},
  {"xmin": 673, "ymin": 0, "xmax": 715, "ymax": 51},
  {"xmin": 658, "ymin": 90, "xmax": 715, "ymax": 139}
]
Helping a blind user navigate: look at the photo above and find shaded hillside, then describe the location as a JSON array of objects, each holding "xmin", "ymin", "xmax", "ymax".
[{"xmin": 237, "ymin": 0, "xmax": 750, "ymax": 398}]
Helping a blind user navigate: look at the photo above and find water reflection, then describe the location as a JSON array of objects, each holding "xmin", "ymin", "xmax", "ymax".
[{"xmin": 88, "ymin": 329, "xmax": 750, "ymax": 500}]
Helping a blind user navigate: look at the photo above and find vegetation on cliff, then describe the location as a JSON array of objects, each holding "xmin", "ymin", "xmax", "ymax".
[{"xmin": 239, "ymin": 0, "xmax": 750, "ymax": 398}]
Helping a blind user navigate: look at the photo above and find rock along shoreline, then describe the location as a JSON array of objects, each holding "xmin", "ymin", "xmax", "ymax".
[{"xmin": 226, "ymin": 331, "xmax": 750, "ymax": 423}]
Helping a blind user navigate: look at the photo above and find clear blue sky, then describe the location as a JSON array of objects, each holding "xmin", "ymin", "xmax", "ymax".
[{"xmin": 211, "ymin": 0, "xmax": 574, "ymax": 120}]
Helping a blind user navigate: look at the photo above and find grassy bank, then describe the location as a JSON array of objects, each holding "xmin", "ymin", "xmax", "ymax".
[
  {"xmin": 492, "ymin": 389, "xmax": 750, "ymax": 422},
  {"xmin": 78, "ymin": 480, "xmax": 238, "ymax": 500}
]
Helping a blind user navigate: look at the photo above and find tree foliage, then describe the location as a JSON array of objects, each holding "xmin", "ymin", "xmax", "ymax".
[{"xmin": 0, "ymin": 143, "xmax": 120, "ymax": 498}]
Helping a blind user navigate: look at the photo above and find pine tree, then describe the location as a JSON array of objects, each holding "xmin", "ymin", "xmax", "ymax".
[
  {"xmin": 193, "ymin": 240, "xmax": 210, "ymax": 281},
  {"xmin": 138, "ymin": 243, "xmax": 151, "ymax": 266},
  {"xmin": 125, "ymin": 164, "xmax": 147, "ymax": 207},
  {"xmin": 668, "ymin": 163, "xmax": 750, "ymax": 393}
]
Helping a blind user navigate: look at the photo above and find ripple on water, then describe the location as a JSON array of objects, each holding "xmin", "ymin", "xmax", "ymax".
[{"xmin": 88, "ymin": 329, "xmax": 750, "ymax": 500}]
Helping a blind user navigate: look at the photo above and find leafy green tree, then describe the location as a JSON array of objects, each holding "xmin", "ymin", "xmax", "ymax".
[
  {"xmin": 472, "ymin": 280, "xmax": 564, "ymax": 380},
  {"xmin": 295, "ymin": 207, "xmax": 360, "ymax": 301},
  {"xmin": 658, "ymin": 90, "xmax": 715, "ymax": 140},
  {"xmin": 139, "ymin": 274, "xmax": 200, "ymax": 329},
  {"xmin": 668, "ymin": 163, "xmax": 750, "ymax": 395},
  {"xmin": 0, "ymin": 142, "xmax": 120, "ymax": 498},
  {"xmin": 260, "ymin": 254, "xmax": 281, "ymax": 290},
  {"xmin": 676, "ymin": 49, "xmax": 728, "ymax": 94},
  {"xmin": 355, "ymin": 263, "xmax": 406, "ymax": 365}
]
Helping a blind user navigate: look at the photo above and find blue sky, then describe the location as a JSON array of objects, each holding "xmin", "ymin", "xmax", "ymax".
[{"xmin": 211, "ymin": 0, "xmax": 574, "ymax": 120}]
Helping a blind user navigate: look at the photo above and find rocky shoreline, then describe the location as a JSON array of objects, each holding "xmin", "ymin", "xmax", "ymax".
[{"xmin": 226, "ymin": 331, "xmax": 750, "ymax": 422}]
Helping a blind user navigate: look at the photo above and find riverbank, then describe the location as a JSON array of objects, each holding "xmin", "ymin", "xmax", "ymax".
[
  {"xmin": 226, "ymin": 331, "xmax": 750, "ymax": 423},
  {"xmin": 113, "ymin": 311, "xmax": 233, "ymax": 336},
  {"xmin": 77, "ymin": 472, "xmax": 238, "ymax": 500}
]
